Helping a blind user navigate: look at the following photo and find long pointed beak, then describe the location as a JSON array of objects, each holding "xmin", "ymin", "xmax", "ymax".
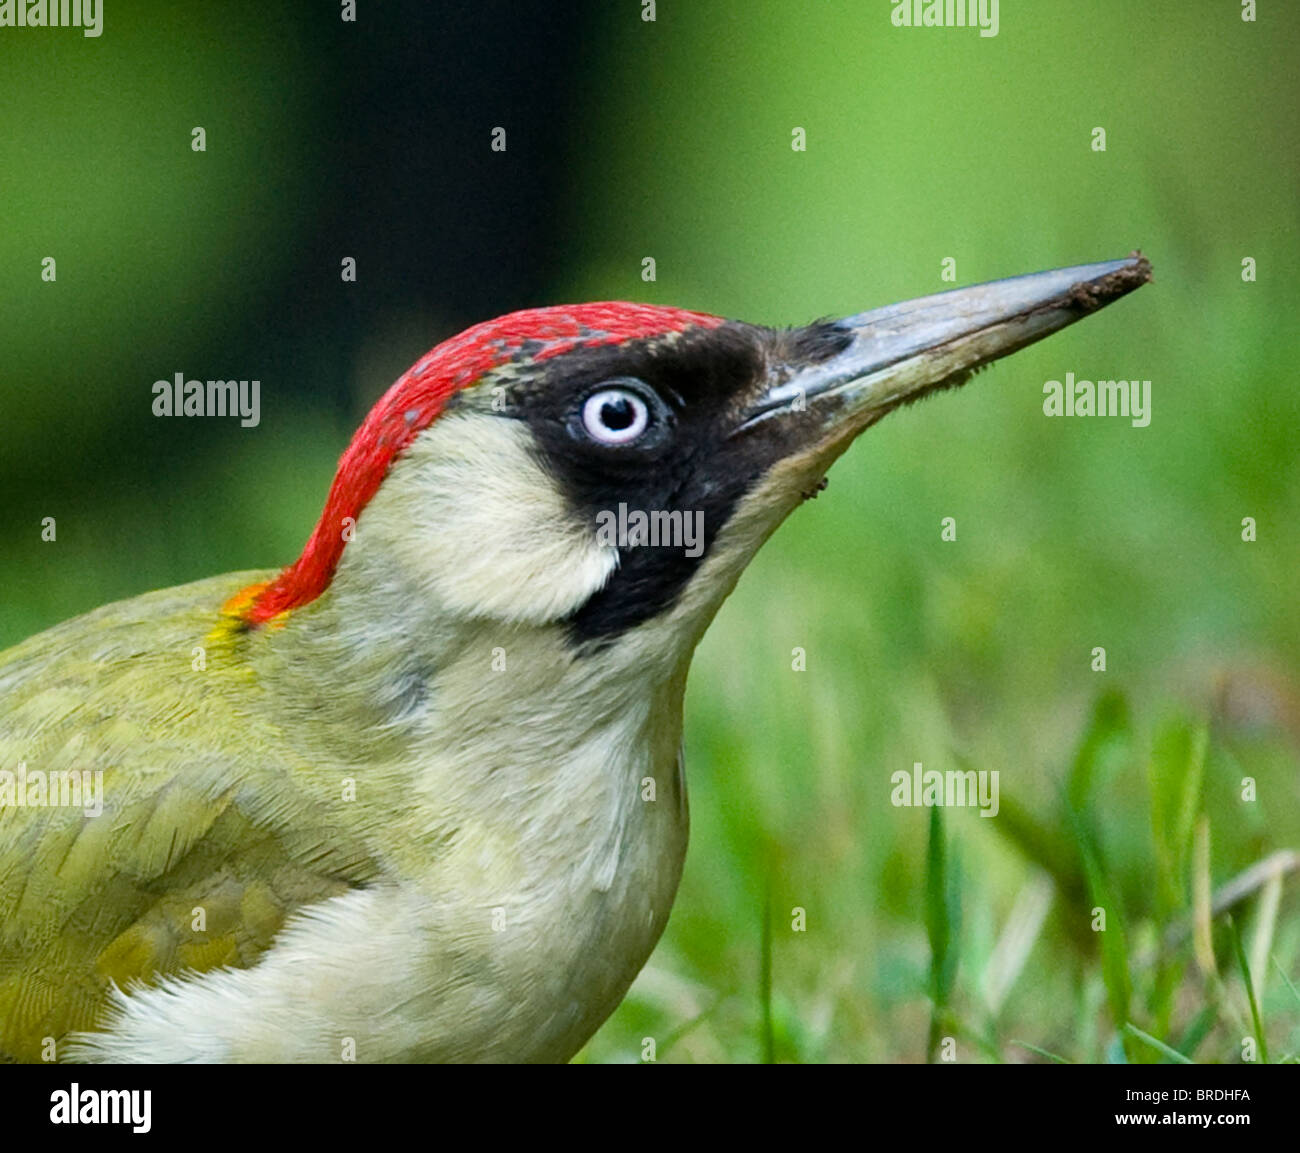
[{"xmin": 743, "ymin": 254, "xmax": 1152, "ymax": 431}]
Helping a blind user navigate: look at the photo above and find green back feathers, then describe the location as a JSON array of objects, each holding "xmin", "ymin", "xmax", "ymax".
[{"xmin": 0, "ymin": 575, "xmax": 381, "ymax": 1062}]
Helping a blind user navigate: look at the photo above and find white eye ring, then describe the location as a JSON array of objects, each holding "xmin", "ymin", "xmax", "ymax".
[{"xmin": 581, "ymin": 388, "xmax": 651, "ymax": 445}]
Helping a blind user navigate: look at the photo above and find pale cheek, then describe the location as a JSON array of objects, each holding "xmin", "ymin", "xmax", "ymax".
[
  {"xmin": 362, "ymin": 413, "xmax": 618, "ymax": 625},
  {"xmin": 426, "ymin": 502, "xmax": 617, "ymax": 623}
]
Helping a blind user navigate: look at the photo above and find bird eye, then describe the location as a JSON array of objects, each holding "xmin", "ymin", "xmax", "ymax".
[{"xmin": 580, "ymin": 386, "xmax": 651, "ymax": 446}]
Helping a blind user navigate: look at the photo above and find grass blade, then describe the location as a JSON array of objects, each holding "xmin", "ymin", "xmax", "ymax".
[
  {"xmin": 926, "ymin": 805, "xmax": 960, "ymax": 1062},
  {"xmin": 1228, "ymin": 915, "xmax": 1268, "ymax": 1064},
  {"xmin": 1274, "ymin": 957, "xmax": 1300, "ymax": 1010},
  {"xmin": 1123, "ymin": 1023, "xmax": 1195, "ymax": 1064},
  {"xmin": 1009, "ymin": 1039, "xmax": 1072, "ymax": 1064}
]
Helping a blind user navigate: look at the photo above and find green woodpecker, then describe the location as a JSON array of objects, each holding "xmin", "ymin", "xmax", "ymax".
[{"xmin": 0, "ymin": 257, "xmax": 1150, "ymax": 1062}]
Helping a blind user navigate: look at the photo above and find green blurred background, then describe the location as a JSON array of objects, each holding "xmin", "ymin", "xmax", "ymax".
[{"xmin": 1, "ymin": 1, "xmax": 1297, "ymax": 1062}]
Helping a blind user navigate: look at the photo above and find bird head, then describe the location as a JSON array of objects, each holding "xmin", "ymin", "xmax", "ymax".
[{"xmin": 232, "ymin": 257, "xmax": 1150, "ymax": 676}]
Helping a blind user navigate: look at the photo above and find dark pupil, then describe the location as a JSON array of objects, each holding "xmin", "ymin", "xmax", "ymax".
[{"xmin": 600, "ymin": 396, "xmax": 636, "ymax": 431}]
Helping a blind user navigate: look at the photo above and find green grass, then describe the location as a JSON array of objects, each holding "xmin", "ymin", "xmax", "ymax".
[{"xmin": 583, "ymin": 698, "xmax": 1298, "ymax": 1063}]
